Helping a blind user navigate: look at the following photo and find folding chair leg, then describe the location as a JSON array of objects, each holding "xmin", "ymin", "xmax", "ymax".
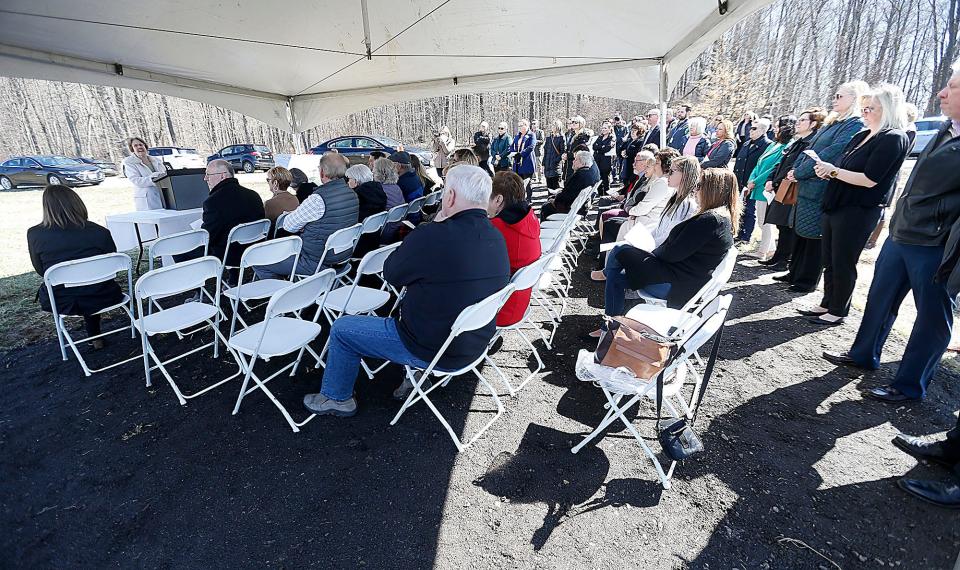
[
  {"xmin": 54, "ymin": 317, "xmax": 68, "ymax": 361},
  {"xmin": 233, "ymin": 353, "xmax": 316, "ymax": 432},
  {"xmin": 571, "ymin": 393, "xmax": 637, "ymax": 453}
]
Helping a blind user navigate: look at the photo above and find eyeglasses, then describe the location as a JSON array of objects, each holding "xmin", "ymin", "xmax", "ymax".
[
  {"xmin": 834, "ymin": 93, "xmax": 844, "ymax": 100},
  {"xmin": 750, "ymin": 127, "xmax": 760, "ymax": 131},
  {"xmin": 669, "ymin": 168, "xmax": 683, "ymax": 174},
  {"xmin": 498, "ymin": 127, "xmax": 506, "ymax": 130},
  {"xmin": 203, "ymin": 171, "xmax": 227, "ymax": 179},
  {"xmin": 863, "ymin": 106, "xmax": 876, "ymax": 113}
]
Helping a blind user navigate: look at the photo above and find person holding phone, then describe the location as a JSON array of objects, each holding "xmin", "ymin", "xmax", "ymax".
[
  {"xmin": 781, "ymin": 80, "xmax": 869, "ymax": 292},
  {"xmin": 799, "ymin": 84, "xmax": 910, "ymax": 325}
]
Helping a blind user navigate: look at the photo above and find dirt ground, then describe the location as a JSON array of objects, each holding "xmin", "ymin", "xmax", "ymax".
[{"xmin": 3, "ymin": 181, "xmax": 960, "ymax": 568}]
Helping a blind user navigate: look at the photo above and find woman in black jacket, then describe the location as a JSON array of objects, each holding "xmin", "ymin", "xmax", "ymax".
[
  {"xmin": 346, "ymin": 164, "xmax": 389, "ymax": 259},
  {"xmin": 620, "ymin": 124, "xmax": 646, "ymax": 183},
  {"xmin": 593, "ymin": 168, "xmax": 739, "ymax": 335},
  {"xmin": 763, "ymin": 108, "xmax": 825, "ymax": 269},
  {"xmin": 592, "ymin": 123, "xmax": 615, "ymax": 193},
  {"xmin": 801, "ymin": 84, "xmax": 910, "ymax": 325},
  {"xmin": 542, "ymin": 120, "xmax": 566, "ymax": 190},
  {"xmin": 27, "ymin": 185, "xmax": 124, "ymax": 349}
]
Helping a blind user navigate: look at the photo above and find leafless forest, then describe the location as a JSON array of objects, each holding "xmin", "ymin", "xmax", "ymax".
[{"xmin": 0, "ymin": 0, "xmax": 956, "ymax": 163}]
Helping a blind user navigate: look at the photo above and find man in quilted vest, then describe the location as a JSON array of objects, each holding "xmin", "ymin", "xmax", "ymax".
[{"xmin": 254, "ymin": 152, "xmax": 359, "ymax": 278}]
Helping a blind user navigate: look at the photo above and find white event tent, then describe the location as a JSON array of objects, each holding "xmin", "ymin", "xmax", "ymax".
[{"xmin": 0, "ymin": 0, "xmax": 774, "ymax": 149}]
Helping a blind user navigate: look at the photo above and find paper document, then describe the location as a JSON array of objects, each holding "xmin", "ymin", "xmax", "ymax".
[{"xmin": 599, "ymin": 224, "xmax": 655, "ymax": 253}]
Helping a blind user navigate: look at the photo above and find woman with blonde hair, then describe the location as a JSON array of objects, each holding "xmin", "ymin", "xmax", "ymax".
[
  {"xmin": 651, "ymin": 154, "xmax": 701, "ymax": 245},
  {"xmin": 801, "ymin": 83, "xmax": 911, "ymax": 325},
  {"xmin": 701, "ymin": 119, "xmax": 737, "ymax": 168},
  {"xmin": 263, "ymin": 166, "xmax": 299, "ymax": 228},
  {"xmin": 682, "ymin": 117, "xmax": 710, "ymax": 159},
  {"xmin": 121, "ymin": 136, "xmax": 167, "ymax": 210},
  {"xmin": 783, "ymin": 80, "xmax": 869, "ymax": 292}
]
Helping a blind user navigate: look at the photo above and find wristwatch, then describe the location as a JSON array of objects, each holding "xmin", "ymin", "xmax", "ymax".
[{"xmin": 829, "ymin": 168, "xmax": 839, "ymax": 179}]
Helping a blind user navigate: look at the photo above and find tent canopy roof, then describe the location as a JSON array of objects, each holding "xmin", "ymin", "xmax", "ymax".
[{"xmin": 0, "ymin": 0, "xmax": 773, "ymax": 132}]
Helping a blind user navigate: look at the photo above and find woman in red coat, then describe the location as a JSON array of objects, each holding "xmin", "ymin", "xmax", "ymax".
[{"xmin": 488, "ymin": 171, "xmax": 542, "ymax": 326}]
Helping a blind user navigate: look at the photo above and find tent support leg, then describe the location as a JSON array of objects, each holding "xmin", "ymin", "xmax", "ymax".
[{"xmin": 659, "ymin": 59, "xmax": 668, "ymax": 148}]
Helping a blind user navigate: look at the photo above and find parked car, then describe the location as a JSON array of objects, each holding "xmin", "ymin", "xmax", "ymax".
[
  {"xmin": 0, "ymin": 155, "xmax": 103, "ymax": 190},
  {"xmin": 309, "ymin": 135, "xmax": 433, "ymax": 167},
  {"xmin": 76, "ymin": 157, "xmax": 119, "ymax": 176},
  {"xmin": 206, "ymin": 144, "xmax": 274, "ymax": 173},
  {"xmin": 911, "ymin": 116, "xmax": 946, "ymax": 157},
  {"xmin": 148, "ymin": 146, "xmax": 207, "ymax": 170}
]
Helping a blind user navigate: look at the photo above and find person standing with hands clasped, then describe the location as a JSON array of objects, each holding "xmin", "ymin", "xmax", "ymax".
[
  {"xmin": 491, "ymin": 122, "xmax": 513, "ymax": 173},
  {"xmin": 121, "ymin": 137, "xmax": 167, "ymax": 211},
  {"xmin": 799, "ymin": 83, "xmax": 910, "ymax": 326},
  {"xmin": 510, "ymin": 119, "xmax": 537, "ymax": 200}
]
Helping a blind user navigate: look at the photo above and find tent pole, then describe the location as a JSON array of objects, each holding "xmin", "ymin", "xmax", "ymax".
[
  {"xmin": 287, "ymin": 97, "xmax": 305, "ymax": 154},
  {"xmin": 658, "ymin": 59, "xmax": 668, "ymax": 149}
]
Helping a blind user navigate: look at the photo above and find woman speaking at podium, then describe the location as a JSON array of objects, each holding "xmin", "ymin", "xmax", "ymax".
[{"xmin": 121, "ymin": 137, "xmax": 167, "ymax": 210}]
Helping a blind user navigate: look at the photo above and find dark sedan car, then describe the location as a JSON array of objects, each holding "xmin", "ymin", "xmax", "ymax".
[
  {"xmin": 77, "ymin": 157, "xmax": 119, "ymax": 176},
  {"xmin": 207, "ymin": 144, "xmax": 275, "ymax": 173},
  {"xmin": 309, "ymin": 135, "xmax": 433, "ymax": 167},
  {"xmin": 0, "ymin": 155, "xmax": 104, "ymax": 190}
]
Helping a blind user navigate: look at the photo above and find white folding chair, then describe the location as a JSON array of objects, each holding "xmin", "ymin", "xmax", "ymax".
[
  {"xmin": 485, "ymin": 252, "xmax": 558, "ymax": 396},
  {"xmin": 229, "ymin": 269, "xmax": 337, "ymax": 432},
  {"xmin": 223, "ymin": 236, "xmax": 303, "ymax": 337},
  {"xmin": 406, "ymin": 196, "xmax": 427, "ymax": 218},
  {"xmin": 314, "ymin": 242, "xmax": 402, "ymax": 377},
  {"xmin": 626, "ymin": 247, "xmax": 738, "ymax": 333},
  {"xmin": 423, "ymin": 189, "xmax": 443, "ymax": 207},
  {"xmin": 222, "ymin": 219, "xmax": 271, "ymax": 283},
  {"xmin": 148, "ymin": 229, "xmax": 209, "ymax": 271},
  {"xmin": 571, "ymin": 294, "xmax": 732, "ymax": 489},
  {"xmin": 43, "ymin": 253, "xmax": 138, "ymax": 377},
  {"xmin": 134, "ymin": 256, "xmax": 242, "ymax": 405},
  {"xmin": 391, "ymin": 284, "xmax": 516, "ymax": 452},
  {"xmin": 380, "ymin": 203, "xmax": 409, "ymax": 243},
  {"xmin": 298, "ymin": 223, "xmax": 363, "ymax": 284}
]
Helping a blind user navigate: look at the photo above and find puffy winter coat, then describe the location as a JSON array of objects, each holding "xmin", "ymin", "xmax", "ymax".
[{"xmin": 491, "ymin": 202, "xmax": 542, "ymax": 326}]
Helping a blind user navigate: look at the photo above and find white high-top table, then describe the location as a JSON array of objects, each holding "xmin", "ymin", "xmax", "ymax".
[{"xmin": 106, "ymin": 208, "xmax": 202, "ymax": 272}]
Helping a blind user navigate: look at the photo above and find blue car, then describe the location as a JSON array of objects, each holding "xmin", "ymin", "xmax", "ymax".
[
  {"xmin": 207, "ymin": 144, "xmax": 275, "ymax": 173},
  {"xmin": 0, "ymin": 155, "xmax": 103, "ymax": 190},
  {"xmin": 310, "ymin": 135, "xmax": 433, "ymax": 167}
]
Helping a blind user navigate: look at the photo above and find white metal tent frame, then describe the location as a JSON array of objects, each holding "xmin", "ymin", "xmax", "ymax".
[{"xmin": 0, "ymin": 0, "xmax": 774, "ymax": 149}]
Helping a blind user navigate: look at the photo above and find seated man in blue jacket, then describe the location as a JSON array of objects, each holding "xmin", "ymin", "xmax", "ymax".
[
  {"xmin": 303, "ymin": 165, "xmax": 511, "ymax": 416},
  {"xmin": 539, "ymin": 150, "xmax": 600, "ymax": 221}
]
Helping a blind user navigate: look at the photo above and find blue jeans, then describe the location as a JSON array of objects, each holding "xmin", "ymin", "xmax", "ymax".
[
  {"xmin": 848, "ymin": 240, "xmax": 955, "ymax": 399},
  {"xmin": 603, "ymin": 245, "xmax": 670, "ymax": 323},
  {"xmin": 319, "ymin": 316, "xmax": 432, "ymax": 401},
  {"xmin": 253, "ymin": 255, "xmax": 318, "ymax": 280}
]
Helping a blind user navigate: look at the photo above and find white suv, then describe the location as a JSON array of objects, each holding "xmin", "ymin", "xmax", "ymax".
[{"xmin": 148, "ymin": 147, "xmax": 207, "ymax": 170}]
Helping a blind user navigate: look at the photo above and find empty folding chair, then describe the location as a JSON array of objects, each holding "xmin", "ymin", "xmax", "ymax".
[
  {"xmin": 571, "ymin": 294, "xmax": 731, "ymax": 489},
  {"xmin": 222, "ymin": 235, "xmax": 303, "ymax": 337},
  {"xmin": 391, "ymin": 284, "xmax": 516, "ymax": 452},
  {"xmin": 134, "ymin": 256, "xmax": 242, "ymax": 405},
  {"xmin": 148, "ymin": 229, "xmax": 209, "ymax": 271},
  {"xmin": 423, "ymin": 189, "xmax": 443, "ymax": 208},
  {"xmin": 43, "ymin": 252, "xmax": 138, "ymax": 377},
  {"xmin": 221, "ymin": 219, "xmax": 271, "ymax": 284},
  {"xmin": 314, "ymin": 242, "xmax": 402, "ymax": 377},
  {"xmin": 298, "ymin": 223, "xmax": 363, "ymax": 284},
  {"xmin": 229, "ymin": 269, "xmax": 337, "ymax": 432},
  {"xmin": 485, "ymin": 252, "xmax": 558, "ymax": 396}
]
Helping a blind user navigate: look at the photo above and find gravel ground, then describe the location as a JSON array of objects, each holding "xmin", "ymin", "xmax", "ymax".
[{"xmin": 2, "ymin": 179, "xmax": 959, "ymax": 569}]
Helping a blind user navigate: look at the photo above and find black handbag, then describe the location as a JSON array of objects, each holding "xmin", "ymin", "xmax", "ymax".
[
  {"xmin": 655, "ymin": 325, "xmax": 723, "ymax": 462},
  {"xmin": 764, "ymin": 200, "xmax": 794, "ymax": 227}
]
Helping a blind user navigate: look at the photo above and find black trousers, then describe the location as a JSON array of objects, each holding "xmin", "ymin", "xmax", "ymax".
[
  {"xmin": 787, "ymin": 235, "xmax": 822, "ymax": 290},
  {"xmin": 820, "ymin": 205, "xmax": 882, "ymax": 316},
  {"xmin": 769, "ymin": 225, "xmax": 795, "ymax": 265},
  {"xmin": 540, "ymin": 201, "xmax": 560, "ymax": 221},
  {"xmin": 546, "ymin": 175, "xmax": 561, "ymax": 190},
  {"xmin": 946, "ymin": 414, "xmax": 960, "ymax": 462},
  {"xmin": 596, "ymin": 217, "xmax": 627, "ymax": 267},
  {"xmin": 598, "ymin": 164, "xmax": 612, "ymax": 193},
  {"xmin": 83, "ymin": 314, "xmax": 102, "ymax": 337}
]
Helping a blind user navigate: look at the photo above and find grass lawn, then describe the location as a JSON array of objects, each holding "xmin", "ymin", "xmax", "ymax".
[{"xmin": 0, "ymin": 174, "xmax": 271, "ymax": 352}]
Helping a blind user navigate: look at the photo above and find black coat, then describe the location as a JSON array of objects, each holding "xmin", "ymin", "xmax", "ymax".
[
  {"xmin": 893, "ymin": 121, "xmax": 960, "ymax": 247},
  {"xmin": 733, "ymin": 137, "xmax": 770, "ymax": 189},
  {"xmin": 353, "ymin": 180, "xmax": 388, "ymax": 221},
  {"xmin": 592, "ymin": 135, "xmax": 615, "ymax": 171},
  {"xmin": 543, "ymin": 134, "xmax": 566, "ymax": 178},
  {"xmin": 383, "ymin": 209, "xmax": 510, "ymax": 369},
  {"xmin": 771, "ymin": 134, "xmax": 814, "ymax": 189},
  {"xmin": 295, "ymin": 181, "xmax": 319, "ymax": 203},
  {"xmin": 641, "ymin": 125, "xmax": 661, "ymax": 148},
  {"xmin": 552, "ymin": 166, "xmax": 600, "ymax": 214},
  {"xmin": 202, "ymin": 177, "xmax": 266, "ymax": 267},
  {"xmin": 27, "ymin": 222, "xmax": 124, "ymax": 315},
  {"xmin": 621, "ymin": 137, "xmax": 645, "ymax": 182},
  {"xmin": 617, "ymin": 210, "xmax": 733, "ymax": 308}
]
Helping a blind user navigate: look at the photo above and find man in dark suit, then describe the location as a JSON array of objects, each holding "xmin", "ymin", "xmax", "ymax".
[
  {"xmin": 641, "ymin": 109, "xmax": 662, "ymax": 148},
  {"xmin": 540, "ymin": 150, "xmax": 600, "ymax": 221},
  {"xmin": 667, "ymin": 104, "xmax": 691, "ymax": 151},
  {"xmin": 822, "ymin": 65, "xmax": 960, "ymax": 504},
  {"xmin": 732, "ymin": 119, "xmax": 771, "ymax": 242},
  {"xmin": 201, "ymin": 159, "xmax": 266, "ymax": 267}
]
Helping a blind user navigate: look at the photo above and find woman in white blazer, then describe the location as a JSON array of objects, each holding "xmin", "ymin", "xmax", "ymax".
[{"xmin": 121, "ymin": 137, "xmax": 167, "ymax": 210}]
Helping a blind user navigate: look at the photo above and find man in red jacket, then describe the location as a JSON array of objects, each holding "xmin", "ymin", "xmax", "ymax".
[{"xmin": 487, "ymin": 171, "xmax": 541, "ymax": 326}]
